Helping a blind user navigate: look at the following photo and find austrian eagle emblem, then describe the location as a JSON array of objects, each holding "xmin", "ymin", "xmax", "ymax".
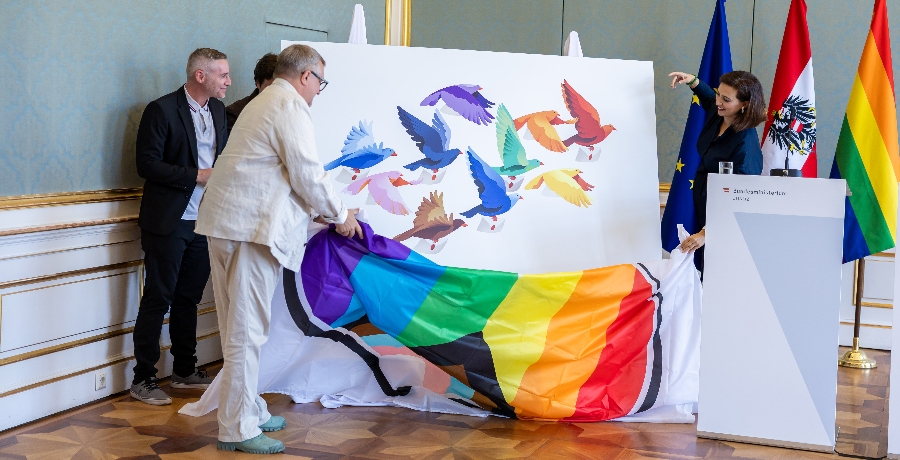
[{"xmin": 767, "ymin": 95, "xmax": 816, "ymax": 156}]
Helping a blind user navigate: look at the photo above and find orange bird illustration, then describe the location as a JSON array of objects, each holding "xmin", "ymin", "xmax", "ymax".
[
  {"xmin": 394, "ymin": 191, "xmax": 467, "ymax": 249},
  {"xmin": 513, "ymin": 110, "xmax": 576, "ymax": 153},
  {"xmin": 561, "ymin": 80, "xmax": 616, "ymax": 151}
]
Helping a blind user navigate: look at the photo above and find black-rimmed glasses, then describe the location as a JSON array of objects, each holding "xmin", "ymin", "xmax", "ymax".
[{"xmin": 308, "ymin": 70, "xmax": 329, "ymax": 92}]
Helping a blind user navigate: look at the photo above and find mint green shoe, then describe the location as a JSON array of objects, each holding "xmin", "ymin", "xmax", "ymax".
[
  {"xmin": 217, "ymin": 433, "xmax": 284, "ymax": 454},
  {"xmin": 259, "ymin": 415, "xmax": 286, "ymax": 432}
]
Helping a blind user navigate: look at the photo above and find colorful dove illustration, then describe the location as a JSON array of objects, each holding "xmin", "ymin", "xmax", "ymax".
[
  {"xmin": 324, "ymin": 121, "xmax": 397, "ymax": 178},
  {"xmin": 525, "ymin": 168, "xmax": 594, "ymax": 208},
  {"xmin": 344, "ymin": 171, "xmax": 419, "ymax": 215},
  {"xmin": 492, "ymin": 104, "xmax": 543, "ymax": 181},
  {"xmin": 514, "ymin": 110, "xmax": 576, "ymax": 153},
  {"xmin": 561, "ymin": 80, "xmax": 616, "ymax": 151},
  {"xmin": 461, "ymin": 147, "xmax": 523, "ymax": 222},
  {"xmin": 420, "ymin": 84, "xmax": 495, "ymax": 125},
  {"xmin": 397, "ymin": 107, "xmax": 464, "ymax": 180},
  {"xmin": 394, "ymin": 191, "xmax": 467, "ymax": 249}
]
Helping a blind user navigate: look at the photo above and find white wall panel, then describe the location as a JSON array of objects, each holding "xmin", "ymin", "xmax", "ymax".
[
  {"xmin": 0, "ymin": 310, "xmax": 218, "ymax": 395},
  {"xmin": 0, "ymin": 222, "xmax": 140, "ymax": 261},
  {"xmin": 0, "ymin": 240, "xmax": 142, "ymax": 285},
  {"xmin": 864, "ymin": 258, "xmax": 895, "ymax": 301},
  {"xmin": 0, "ymin": 268, "xmax": 140, "ymax": 353}
]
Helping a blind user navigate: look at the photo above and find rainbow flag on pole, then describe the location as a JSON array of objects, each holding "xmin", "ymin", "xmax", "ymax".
[
  {"xmin": 294, "ymin": 223, "xmax": 700, "ymax": 421},
  {"xmin": 830, "ymin": 0, "xmax": 900, "ymax": 262}
]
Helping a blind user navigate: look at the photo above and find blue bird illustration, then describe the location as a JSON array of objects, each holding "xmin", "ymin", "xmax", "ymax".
[
  {"xmin": 397, "ymin": 107, "xmax": 464, "ymax": 180},
  {"xmin": 324, "ymin": 121, "xmax": 397, "ymax": 178},
  {"xmin": 461, "ymin": 147, "xmax": 523, "ymax": 223}
]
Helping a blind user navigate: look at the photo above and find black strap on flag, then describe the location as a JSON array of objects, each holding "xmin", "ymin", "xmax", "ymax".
[
  {"xmin": 636, "ymin": 263, "xmax": 664, "ymax": 413},
  {"xmin": 283, "ymin": 268, "xmax": 411, "ymax": 397}
]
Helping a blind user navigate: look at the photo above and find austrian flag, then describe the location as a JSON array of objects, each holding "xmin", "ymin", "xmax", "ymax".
[{"xmin": 761, "ymin": 0, "xmax": 817, "ymax": 177}]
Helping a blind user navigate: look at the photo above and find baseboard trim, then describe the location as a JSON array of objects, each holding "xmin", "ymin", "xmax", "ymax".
[{"xmin": 696, "ymin": 430, "xmax": 833, "ymax": 453}]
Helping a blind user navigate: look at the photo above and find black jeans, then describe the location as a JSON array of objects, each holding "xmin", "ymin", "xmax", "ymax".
[{"xmin": 133, "ymin": 220, "xmax": 210, "ymax": 384}]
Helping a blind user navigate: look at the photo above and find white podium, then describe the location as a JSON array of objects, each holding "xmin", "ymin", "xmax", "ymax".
[
  {"xmin": 886, "ymin": 189, "xmax": 900, "ymax": 459},
  {"xmin": 697, "ymin": 174, "xmax": 846, "ymax": 452}
]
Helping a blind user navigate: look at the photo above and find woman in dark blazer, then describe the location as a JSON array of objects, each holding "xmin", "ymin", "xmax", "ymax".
[{"xmin": 668, "ymin": 70, "xmax": 766, "ymax": 274}]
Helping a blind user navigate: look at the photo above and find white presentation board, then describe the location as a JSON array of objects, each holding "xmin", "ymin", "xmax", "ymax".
[
  {"xmin": 697, "ymin": 174, "xmax": 845, "ymax": 452},
  {"xmin": 282, "ymin": 41, "xmax": 661, "ymax": 273}
]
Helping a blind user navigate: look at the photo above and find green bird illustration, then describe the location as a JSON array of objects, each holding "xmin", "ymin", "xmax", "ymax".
[{"xmin": 491, "ymin": 104, "xmax": 543, "ymax": 183}]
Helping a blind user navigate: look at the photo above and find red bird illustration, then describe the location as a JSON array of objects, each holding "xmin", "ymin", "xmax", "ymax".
[
  {"xmin": 394, "ymin": 191, "xmax": 467, "ymax": 250},
  {"xmin": 561, "ymin": 80, "xmax": 616, "ymax": 151}
]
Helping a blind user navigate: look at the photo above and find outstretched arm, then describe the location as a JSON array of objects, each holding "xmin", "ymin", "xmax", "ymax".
[{"xmin": 669, "ymin": 71, "xmax": 717, "ymax": 113}]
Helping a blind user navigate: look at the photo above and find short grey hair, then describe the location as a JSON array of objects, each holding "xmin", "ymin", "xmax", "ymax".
[
  {"xmin": 186, "ymin": 48, "xmax": 227, "ymax": 79},
  {"xmin": 274, "ymin": 44, "xmax": 325, "ymax": 79}
]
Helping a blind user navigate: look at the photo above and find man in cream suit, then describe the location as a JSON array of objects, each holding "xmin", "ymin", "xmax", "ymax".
[{"xmin": 196, "ymin": 44, "xmax": 362, "ymax": 455}]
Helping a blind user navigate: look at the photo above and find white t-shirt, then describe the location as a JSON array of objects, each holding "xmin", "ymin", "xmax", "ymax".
[{"xmin": 182, "ymin": 86, "xmax": 217, "ymax": 221}]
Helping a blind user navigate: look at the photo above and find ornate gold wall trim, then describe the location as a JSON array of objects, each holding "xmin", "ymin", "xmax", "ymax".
[
  {"xmin": 0, "ymin": 216, "xmax": 138, "ymax": 238},
  {"xmin": 0, "ymin": 306, "xmax": 217, "ymax": 367},
  {"xmin": 384, "ymin": 0, "xmax": 392, "ymax": 45},
  {"xmin": 861, "ymin": 301, "xmax": 893, "ymax": 309},
  {"xmin": 0, "ymin": 260, "xmax": 143, "ymax": 291},
  {"xmin": 402, "ymin": 0, "xmax": 411, "ymax": 46},
  {"xmin": 384, "ymin": 0, "xmax": 412, "ymax": 46},
  {"xmin": 0, "ymin": 188, "xmax": 142, "ymax": 211},
  {"xmin": 659, "ymin": 183, "xmax": 671, "ymax": 193},
  {"xmin": 840, "ymin": 321, "xmax": 891, "ymax": 330},
  {"xmin": 0, "ymin": 331, "xmax": 220, "ymax": 399}
]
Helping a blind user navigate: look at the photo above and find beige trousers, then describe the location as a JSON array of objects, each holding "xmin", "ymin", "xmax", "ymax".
[{"xmin": 207, "ymin": 236, "xmax": 280, "ymax": 442}]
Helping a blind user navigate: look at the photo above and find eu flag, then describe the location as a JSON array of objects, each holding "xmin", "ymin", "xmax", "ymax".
[{"xmin": 661, "ymin": 0, "xmax": 733, "ymax": 252}]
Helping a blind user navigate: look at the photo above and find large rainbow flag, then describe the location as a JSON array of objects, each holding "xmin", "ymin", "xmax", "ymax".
[
  {"xmin": 290, "ymin": 222, "xmax": 700, "ymax": 421},
  {"xmin": 830, "ymin": 0, "xmax": 900, "ymax": 262}
]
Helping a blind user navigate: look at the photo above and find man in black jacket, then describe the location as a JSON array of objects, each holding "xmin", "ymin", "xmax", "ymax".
[
  {"xmin": 225, "ymin": 53, "xmax": 277, "ymax": 132},
  {"xmin": 132, "ymin": 48, "xmax": 230, "ymax": 405}
]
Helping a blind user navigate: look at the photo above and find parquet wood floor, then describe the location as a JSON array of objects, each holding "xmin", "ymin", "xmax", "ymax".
[{"xmin": 0, "ymin": 347, "xmax": 890, "ymax": 459}]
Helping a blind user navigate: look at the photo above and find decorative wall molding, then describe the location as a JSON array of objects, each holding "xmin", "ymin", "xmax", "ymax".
[
  {"xmin": 385, "ymin": 0, "xmax": 412, "ymax": 46},
  {"xmin": 0, "ymin": 216, "xmax": 138, "ymax": 238},
  {"xmin": 0, "ymin": 306, "xmax": 216, "ymax": 368},
  {"xmin": 0, "ymin": 259, "xmax": 141, "ymax": 291},
  {"xmin": 0, "ymin": 189, "xmax": 223, "ymax": 431},
  {"xmin": 0, "ymin": 331, "xmax": 221, "ymax": 400},
  {"xmin": 0, "ymin": 188, "xmax": 142, "ymax": 211}
]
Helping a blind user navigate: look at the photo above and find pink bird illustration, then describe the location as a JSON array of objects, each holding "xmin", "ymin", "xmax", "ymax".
[{"xmin": 344, "ymin": 171, "xmax": 420, "ymax": 215}]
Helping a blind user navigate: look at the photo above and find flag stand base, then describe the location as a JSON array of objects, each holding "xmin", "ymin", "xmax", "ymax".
[
  {"xmin": 839, "ymin": 337, "xmax": 877, "ymax": 368},
  {"xmin": 839, "ymin": 260, "xmax": 876, "ymax": 369}
]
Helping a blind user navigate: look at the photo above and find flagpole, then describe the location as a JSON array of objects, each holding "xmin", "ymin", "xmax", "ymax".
[{"xmin": 838, "ymin": 259, "xmax": 877, "ymax": 368}]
